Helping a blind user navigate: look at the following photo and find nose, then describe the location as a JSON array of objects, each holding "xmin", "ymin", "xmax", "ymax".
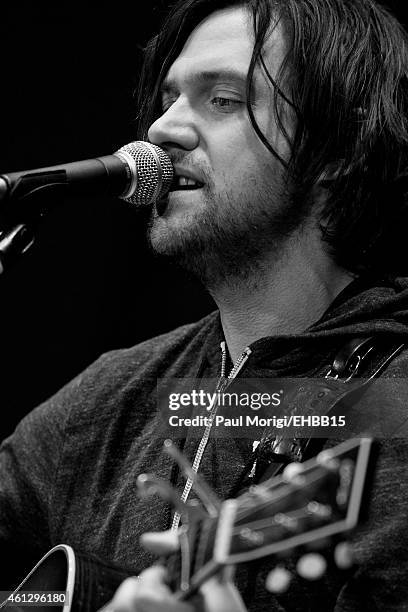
[{"xmin": 148, "ymin": 98, "xmax": 199, "ymax": 151}]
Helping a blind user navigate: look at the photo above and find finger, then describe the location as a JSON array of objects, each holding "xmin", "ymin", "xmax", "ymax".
[
  {"xmin": 137, "ymin": 565, "xmax": 170, "ymax": 592},
  {"xmin": 135, "ymin": 567, "xmax": 193, "ymax": 612},
  {"xmin": 135, "ymin": 593, "xmax": 193, "ymax": 612},
  {"xmin": 105, "ymin": 576, "xmax": 140, "ymax": 612},
  {"xmin": 140, "ymin": 530, "xmax": 180, "ymax": 555},
  {"xmin": 109, "ymin": 568, "xmax": 192, "ymax": 612},
  {"xmin": 105, "ymin": 571, "xmax": 169, "ymax": 612},
  {"xmin": 110, "ymin": 568, "xmax": 171, "ymax": 607},
  {"xmin": 200, "ymin": 577, "xmax": 247, "ymax": 612}
]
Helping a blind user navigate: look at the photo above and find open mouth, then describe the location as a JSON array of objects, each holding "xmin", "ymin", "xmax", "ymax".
[{"xmin": 169, "ymin": 176, "xmax": 204, "ymax": 192}]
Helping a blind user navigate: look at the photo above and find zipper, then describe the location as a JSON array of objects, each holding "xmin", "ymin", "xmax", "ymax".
[
  {"xmin": 225, "ymin": 342, "xmax": 252, "ymax": 379},
  {"xmin": 171, "ymin": 342, "xmax": 252, "ymax": 531}
]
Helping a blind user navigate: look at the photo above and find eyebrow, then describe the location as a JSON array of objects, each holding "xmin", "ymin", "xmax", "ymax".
[{"xmin": 160, "ymin": 69, "xmax": 250, "ymax": 94}]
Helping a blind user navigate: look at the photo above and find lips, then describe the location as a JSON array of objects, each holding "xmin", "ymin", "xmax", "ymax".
[
  {"xmin": 157, "ymin": 172, "xmax": 203, "ymax": 214},
  {"xmin": 169, "ymin": 167, "xmax": 205, "ymax": 192}
]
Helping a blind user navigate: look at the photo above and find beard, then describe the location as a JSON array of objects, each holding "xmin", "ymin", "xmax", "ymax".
[{"xmin": 147, "ymin": 161, "xmax": 309, "ymax": 292}]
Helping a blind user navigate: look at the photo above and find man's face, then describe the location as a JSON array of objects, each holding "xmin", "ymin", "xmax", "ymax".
[{"xmin": 147, "ymin": 6, "xmax": 298, "ymax": 287}]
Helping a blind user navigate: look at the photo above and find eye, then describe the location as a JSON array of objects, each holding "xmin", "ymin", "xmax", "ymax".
[
  {"xmin": 161, "ymin": 93, "xmax": 179, "ymax": 112},
  {"xmin": 211, "ymin": 96, "xmax": 244, "ymax": 111}
]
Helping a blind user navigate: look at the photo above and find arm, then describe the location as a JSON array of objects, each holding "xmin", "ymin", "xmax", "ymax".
[{"xmin": 0, "ymin": 405, "xmax": 63, "ymax": 587}]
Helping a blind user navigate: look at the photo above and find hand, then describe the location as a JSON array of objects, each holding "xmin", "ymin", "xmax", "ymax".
[
  {"xmin": 101, "ymin": 529, "xmax": 247, "ymax": 612},
  {"xmin": 101, "ymin": 565, "xmax": 193, "ymax": 612}
]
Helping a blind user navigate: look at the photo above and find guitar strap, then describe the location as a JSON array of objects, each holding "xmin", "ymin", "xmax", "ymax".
[{"xmin": 253, "ymin": 336, "xmax": 405, "ymax": 484}]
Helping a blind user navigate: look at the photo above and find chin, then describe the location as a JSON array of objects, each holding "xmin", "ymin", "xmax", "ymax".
[{"xmin": 148, "ymin": 214, "xmax": 194, "ymax": 257}]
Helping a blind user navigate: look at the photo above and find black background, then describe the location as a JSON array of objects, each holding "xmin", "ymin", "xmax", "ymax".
[
  {"xmin": 0, "ymin": 1, "xmax": 407, "ymax": 438},
  {"xmin": 0, "ymin": 0, "xmax": 215, "ymax": 438}
]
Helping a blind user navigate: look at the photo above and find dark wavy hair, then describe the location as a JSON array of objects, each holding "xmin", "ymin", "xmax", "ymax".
[{"xmin": 136, "ymin": 0, "xmax": 408, "ymax": 275}]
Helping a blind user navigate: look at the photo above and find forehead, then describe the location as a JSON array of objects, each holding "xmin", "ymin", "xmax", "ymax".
[{"xmin": 165, "ymin": 6, "xmax": 285, "ymax": 88}]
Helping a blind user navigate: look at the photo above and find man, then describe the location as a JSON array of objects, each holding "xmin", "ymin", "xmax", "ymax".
[{"xmin": 1, "ymin": 0, "xmax": 408, "ymax": 610}]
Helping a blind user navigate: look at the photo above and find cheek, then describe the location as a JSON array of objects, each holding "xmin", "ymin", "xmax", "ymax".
[
  {"xmin": 207, "ymin": 133, "xmax": 257, "ymax": 177},
  {"xmin": 204, "ymin": 119, "xmax": 286, "ymax": 189},
  {"xmin": 255, "ymin": 105, "xmax": 294, "ymax": 162}
]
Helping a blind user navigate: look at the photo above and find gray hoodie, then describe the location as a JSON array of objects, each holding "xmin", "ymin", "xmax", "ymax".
[{"xmin": 1, "ymin": 275, "xmax": 408, "ymax": 610}]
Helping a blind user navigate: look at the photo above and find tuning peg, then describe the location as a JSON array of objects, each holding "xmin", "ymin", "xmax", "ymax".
[
  {"xmin": 307, "ymin": 500, "xmax": 332, "ymax": 519},
  {"xmin": 316, "ymin": 450, "xmax": 341, "ymax": 472},
  {"xmin": 265, "ymin": 566, "xmax": 292, "ymax": 593},
  {"xmin": 282, "ymin": 462, "xmax": 304, "ymax": 483},
  {"xmin": 296, "ymin": 553, "xmax": 327, "ymax": 581},
  {"xmin": 334, "ymin": 542, "xmax": 354, "ymax": 570}
]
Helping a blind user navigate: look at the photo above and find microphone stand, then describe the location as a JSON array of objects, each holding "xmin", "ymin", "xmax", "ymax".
[
  {"xmin": 0, "ymin": 176, "xmax": 66, "ymax": 275},
  {"xmin": 0, "ymin": 223, "xmax": 36, "ymax": 275}
]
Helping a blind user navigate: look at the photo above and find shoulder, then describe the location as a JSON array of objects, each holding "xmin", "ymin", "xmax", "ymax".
[
  {"xmin": 83, "ymin": 309, "xmax": 219, "ymax": 383},
  {"xmin": 17, "ymin": 311, "xmax": 219, "ymax": 432},
  {"xmin": 1, "ymin": 311, "xmax": 219, "ymax": 483},
  {"xmin": 71, "ymin": 308, "xmax": 218, "ymax": 386}
]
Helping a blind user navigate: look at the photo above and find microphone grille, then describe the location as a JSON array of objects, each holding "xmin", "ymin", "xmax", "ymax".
[{"xmin": 116, "ymin": 141, "xmax": 173, "ymax": 207}]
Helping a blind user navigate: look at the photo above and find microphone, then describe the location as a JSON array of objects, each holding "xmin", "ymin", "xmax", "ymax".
[{"xmin": 0, "ymin": 141, "xmax": 174, "ymax": 208}]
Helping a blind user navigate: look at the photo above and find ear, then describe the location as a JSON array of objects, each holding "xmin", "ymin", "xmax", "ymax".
[{"xmin": 311, "ymin": 162, "xmax": 345, "ymax": 218}]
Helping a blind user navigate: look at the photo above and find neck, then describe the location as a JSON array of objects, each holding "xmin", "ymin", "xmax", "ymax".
[{"xmin": 210, "ymin": 223, "xmax": 354, "ymax": 363}]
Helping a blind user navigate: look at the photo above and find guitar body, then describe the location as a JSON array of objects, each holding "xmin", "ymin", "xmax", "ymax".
[
  {"xmin": 0, "ymin": 546, "xmax": 131, "ymax": 612},
  {"xmin": 1, "ymin": 545, "xmax": 75, "ymax": 611}
]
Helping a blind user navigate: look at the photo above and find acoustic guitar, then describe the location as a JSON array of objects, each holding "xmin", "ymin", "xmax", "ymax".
[{"xmin": 0, "ymin": 437, "xmax": 374, "ymax": 611}]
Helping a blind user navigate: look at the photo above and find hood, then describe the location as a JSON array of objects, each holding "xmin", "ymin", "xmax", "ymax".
[
  {"xmin": 207, "ymin": 275, "xmax": 408, "ymax": 376},
  {"xmin": 306, "ymin": 275, "xmax": 408, "ymax": 338}
]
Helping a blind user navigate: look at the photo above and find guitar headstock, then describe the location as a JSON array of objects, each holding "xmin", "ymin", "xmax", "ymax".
[
  {"xmin": 214, "ymin": 437, "xmax": 372, "ymax": 564},
  {"xmin": 137, "ymin": 437, "xmax": 374, "ymax": 599}
]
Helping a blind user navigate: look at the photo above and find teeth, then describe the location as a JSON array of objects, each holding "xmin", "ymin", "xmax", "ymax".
[{"xmin": 177, "ymin": 176, "xmax": 200, "ymax": 187}]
